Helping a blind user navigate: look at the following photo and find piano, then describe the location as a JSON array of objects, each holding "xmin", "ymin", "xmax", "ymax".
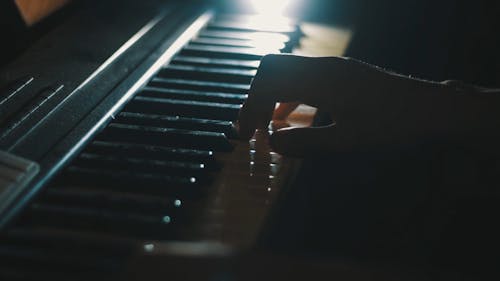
[
  {"xmin": 3, "ymin": 1, "xmax": 499, "ymax": 280},
  {"xmin": 0, "ymin": 0, "xmax": 353, "ymax": 280}
]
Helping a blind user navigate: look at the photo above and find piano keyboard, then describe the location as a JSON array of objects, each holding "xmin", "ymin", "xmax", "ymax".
[{"xmin": 0, "ymin": 12, "xmax": 304, "ymax": 281}]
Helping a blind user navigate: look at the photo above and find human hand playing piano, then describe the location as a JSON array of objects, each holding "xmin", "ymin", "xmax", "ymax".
[{"xmin": 238, "ymin": 54, "xmax": 500, "ymax": 156}]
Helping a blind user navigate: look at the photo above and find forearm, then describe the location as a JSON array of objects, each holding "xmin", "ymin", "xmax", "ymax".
[
  {"xmin": 355, "ymin": 64, "xmax": 500, "ymax": 147},
  {"xmin": 393, "ymin": 75, "xmax": 500, "ymax": 147}
]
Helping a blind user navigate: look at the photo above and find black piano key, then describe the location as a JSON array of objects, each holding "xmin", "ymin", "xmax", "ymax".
[
  {"xmin": 74, "ymin": 152, "xmax": 210, "ymax": 180},
  {"xmin": 116, "ymin": 112, "xmax": 238, "ymax": 139},
  {"xmin": 41, "ymin": 187, "xmax": 183, "ymax": 216},
  {"xmin": 62, "ymin": 165, "xmax": 201, "ymax": 189},
  {"xmin": 126, "ymin": 96, "xmax": 241, "ymax": 122},
  {"xmin": 199, "ymin": 30, "xmax": 292, "ymax": 52},
  {"xmin": 197, "ymin": 29, "xmax": 297, "ymax": 53},
  {"xmin": 158, "ymin": 65, "xmax": 256, "ymax": 84},
  {"xmin": 207, "ymin": 17, "xmax": 302, "ymax": 51},
  {"xmin": 209, "ymin": 17, "xmax": 298, "ymax": 34},
  {"xmin": 149, "ymin": 77, "xmax": 250, "ymax": 94},
  {"xmin": 199, "ymin": 30, "xmax": 290, "ymax": 43},
  {"xmin": 207, "ymin": 22, "xmax": 296, "ymax": 35},
  {"xmin": 181, "ymin": 44, "xmax": 268, "ymax": 60},
  {"xmin": 59, "ymin": 166, "xmax": 206, "ymax": 199},
  {"xmin": 140, "ymin": 86, "xmax": 247, "ymax": 104},
  {"xmin": 57, "ymin": 166, "xmax": 204, "ymax": 198},
  {"xmin": 191, "ymin": 37, "xmax": 286, "ymax": 51},
  {"xmin": 86, "ymin": 141, "xmax": 217, "ymax": 167},
  {"xmin": 99, "ymin": 123, "xmax": 233, "ymax": 152},
  {"xmin": 24, "ymin": 203, "xmax": 174, "ymax": 238},
  {"xmin": 171, "ymin": 55, "xmax": 260, "ymax": 69}
]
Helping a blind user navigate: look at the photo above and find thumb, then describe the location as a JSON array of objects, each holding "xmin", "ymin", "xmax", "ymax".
[{"xmin": 269, "ymin": 125, "xmax": 338, "ymax": 157}]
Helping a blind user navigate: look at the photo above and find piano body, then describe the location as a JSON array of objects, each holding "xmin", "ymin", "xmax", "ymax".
[{"xmin": 0, "ymin": 0, "xmax": 353, "ymax": 280}]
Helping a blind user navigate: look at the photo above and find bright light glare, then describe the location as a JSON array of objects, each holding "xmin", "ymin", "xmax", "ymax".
[
  {"xmin": 250, "ymin": 0, "xmax": 291, "ymax": 16},
  {"xmin": 248, "ymin": 32, "xmax": 289, "ymax": 43},
  {"xmin": 244, "ymin": 29, "xmax": 290, "ymax": 54}
]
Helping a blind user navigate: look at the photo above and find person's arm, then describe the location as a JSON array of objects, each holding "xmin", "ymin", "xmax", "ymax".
[
  {"xmin": 15, "ymin": 0, "xmax": 70, "ymax": 26},
  {"xmin": 238, "ymin": 54, "xmax": 500, "ymax": 156}
]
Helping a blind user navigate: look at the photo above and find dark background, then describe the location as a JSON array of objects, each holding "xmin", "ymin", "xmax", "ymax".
[{"xmin": 292, "ymin": 0, "xmax": 500, "ymax": 87}]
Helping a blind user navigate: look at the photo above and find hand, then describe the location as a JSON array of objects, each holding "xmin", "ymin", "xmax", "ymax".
[{"xmin": 238, "ymin": 54, "xmax": 494, "ymax": 156}]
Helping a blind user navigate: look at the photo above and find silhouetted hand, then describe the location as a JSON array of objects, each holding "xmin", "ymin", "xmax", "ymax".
[{"xmin": 238, "ymin": 54, "xmax": 500, "ymax": 156}]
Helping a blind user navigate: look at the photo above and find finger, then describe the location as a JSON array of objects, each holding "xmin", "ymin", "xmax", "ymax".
[
  {"xmin": 269, "ymin": 125, "xmax": 338, "ymax": 157},
  {"xmin": 238, "ymin": 94, "xmax": 275, "ymax": 139},
  {"xmin": 238, "ymin": 55, "xmax": 298, "ymax": 139},
  {"xmin": 238, "ymin": 55, "xmax": 346, "ymax": 139},
  {"xmin": 273, "ymin": 102, "xmax": 300, "ymax": 120}
]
